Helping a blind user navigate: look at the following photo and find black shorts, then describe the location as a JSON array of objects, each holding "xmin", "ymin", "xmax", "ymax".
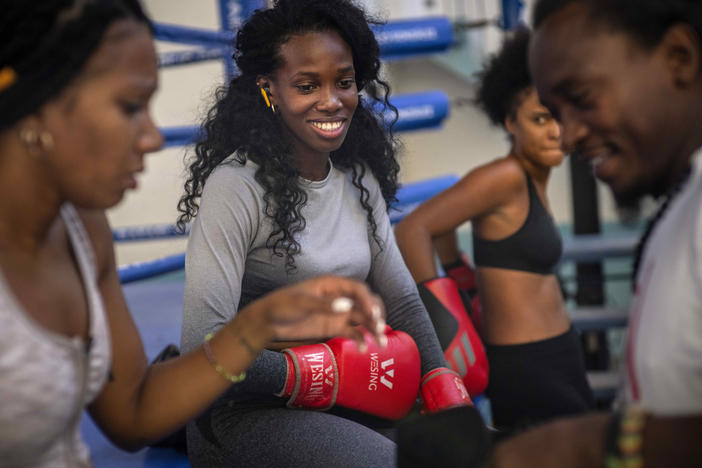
[{"xmin": 485, "ymin": 326, "xmax": 594, "ymax": 431}]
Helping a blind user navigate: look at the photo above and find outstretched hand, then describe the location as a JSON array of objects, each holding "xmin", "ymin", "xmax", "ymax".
[{"xmin": 251, "ymin": 275, "xmax": 387, "ymax": 350}]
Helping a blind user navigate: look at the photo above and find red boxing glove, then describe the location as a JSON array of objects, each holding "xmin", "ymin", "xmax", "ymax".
[
  {"xmin": 420, "ymin": 367, "xmax": 472, "ymax": 413},
  {"xmin": 444, "ymin": 252, "xmax": 484, "ymax": 335},
  {"xmin": 279, "ymin": 326, "xmax": 421, "ymax": 420},
  {"xmin": 418, "ymin": 277, "xmax": 489, "ymax": 397}
]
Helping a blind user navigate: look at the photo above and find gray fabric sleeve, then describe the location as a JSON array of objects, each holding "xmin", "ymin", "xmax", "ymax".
[
  {"xmin": 365, "ymin": 175, "xmax": 447, "ymax": 376},
  {"xmin": 180, "ymin": 165, "xmax": 286, "ymax": 399}
]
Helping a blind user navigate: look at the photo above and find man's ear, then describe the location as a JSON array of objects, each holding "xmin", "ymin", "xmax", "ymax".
[{"xmin": 661, "ymin": 23, "xmax": 701, "ymax": 88}]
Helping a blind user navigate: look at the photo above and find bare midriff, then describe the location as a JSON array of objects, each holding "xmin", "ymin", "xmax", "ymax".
[{"xmin": 477, "ymin": 266, "xmax": 571, "ymax": 345}]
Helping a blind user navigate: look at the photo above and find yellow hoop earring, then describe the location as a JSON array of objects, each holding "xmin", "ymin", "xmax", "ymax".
[
  {"xmin": 260, "ymin": 87, "xmax": 277, "ymax": 114},
  {"xmin": 0, "ymin": 67, "xmax": 17, "ymax": 92},
  {"xmin": 260, "ymin": 87, "xmax": 271, "ymax": 107}
]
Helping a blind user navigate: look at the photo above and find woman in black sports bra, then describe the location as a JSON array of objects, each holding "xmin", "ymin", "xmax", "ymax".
[{"xmin": 395, "ymin": 29, "xmax": 593, "ymax": 431}]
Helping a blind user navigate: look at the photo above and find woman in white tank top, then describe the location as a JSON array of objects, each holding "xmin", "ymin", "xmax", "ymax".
[{"xmin": 0, "ymin": 2, "xmax": 386, "ymax": 466}]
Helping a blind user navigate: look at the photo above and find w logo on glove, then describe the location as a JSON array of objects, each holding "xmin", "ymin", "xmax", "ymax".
[{"xmin": 369, "ymin": 354, "xmax": 395, "ymax": 390}]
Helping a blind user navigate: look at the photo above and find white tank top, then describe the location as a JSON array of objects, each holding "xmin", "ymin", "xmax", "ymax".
[{"xmin": 0, "ymin": 204, "xmax": 112, "ymax": 467}]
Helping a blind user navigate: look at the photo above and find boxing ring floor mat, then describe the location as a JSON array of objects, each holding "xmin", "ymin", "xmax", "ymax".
[{"xmin": 81, "ymin": 276, "xmax": 191, "ymax": 467}]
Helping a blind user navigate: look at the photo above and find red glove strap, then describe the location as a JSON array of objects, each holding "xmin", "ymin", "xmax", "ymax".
[
  {"xmin": 276, "ymin": 352, "xmax": 296, "ymax": 398},
  {"xmin": 282, "ymin": 344, "xmax": 338, "ymax": 410},
  {"xmin": 444, "ymin": 252, "xmax": 478, "ymax": 293},
  {"xmin": 421, "ymin": 367, "xmax": 473, "ymax": 413}
]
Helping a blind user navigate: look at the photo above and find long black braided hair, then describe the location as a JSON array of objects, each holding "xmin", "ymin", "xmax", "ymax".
[
  {"xmin": 0, "ymin": 0, "xmax": 151, "ymax": 131},
  {"xmin": 631, "ymin": 167, "xmax": 692, "ymax": 289},
  {"xmin": 176, "ymin": 0, "xmax": 400, "ymax": 271}
]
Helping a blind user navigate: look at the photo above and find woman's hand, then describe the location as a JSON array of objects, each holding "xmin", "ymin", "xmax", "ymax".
[{"xmin": 245, "ymin": 275, "xmax": 387, "ymax": 351}]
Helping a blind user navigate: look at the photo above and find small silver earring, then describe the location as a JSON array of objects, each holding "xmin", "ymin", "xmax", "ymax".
[{"xmin": 19, "ymin": 128, "xmax": 54, "ymax": 155}]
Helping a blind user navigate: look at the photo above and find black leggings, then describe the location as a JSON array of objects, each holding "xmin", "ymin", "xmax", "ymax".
[
  {"xmin": 485, "ymin": 327, "xmax": 594, "ymax": 431},
  {"xmin": 186, "ymin": 399, "xmax": 397, "ymax": 468}
]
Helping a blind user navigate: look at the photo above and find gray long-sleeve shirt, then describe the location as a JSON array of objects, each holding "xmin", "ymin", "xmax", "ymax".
[{"xmin": 181, "ymin": 157, "xmax": 445, "ymax": 402}]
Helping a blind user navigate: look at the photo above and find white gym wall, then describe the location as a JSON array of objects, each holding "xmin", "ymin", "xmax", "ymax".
[{"xmin": 110, "ymin": 0, "xmax": 620, "ymax": 265}]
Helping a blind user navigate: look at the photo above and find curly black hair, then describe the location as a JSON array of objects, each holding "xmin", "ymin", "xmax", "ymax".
[
  {"xmin": 0, "ymin": 0, "xmax": 151, "ymax": 131},
  {"xmin": 177, "ymin": 0, "xmax": 400, "ymax": 271},
  {"xmin": 474, "ymin": 28, "xmax": 532, "ymax": 128},
  {"xmin": 533, "ymin": 0, "xmax": 702, "ymax": 54}
]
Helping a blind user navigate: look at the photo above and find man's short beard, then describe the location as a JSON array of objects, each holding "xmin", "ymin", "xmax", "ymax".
[{"xmin": 613, "ymin": 190, "xmax": 644, "ymax": 225}]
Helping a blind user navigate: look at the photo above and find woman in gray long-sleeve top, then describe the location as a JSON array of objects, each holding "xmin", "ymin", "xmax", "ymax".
[
  {"xmin": 0, "ymin": 2, "xmax": 387, "ymax": 467},
  {"xmin": 176, "ymin": 1, "xmax": 471, "ymax": 466}
]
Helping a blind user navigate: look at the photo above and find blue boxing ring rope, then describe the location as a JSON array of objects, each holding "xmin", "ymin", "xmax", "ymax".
[
  {"xmin": 115, "ymin": 0, "xmax": 638, "ymax": 305},
  {"xmin": 117, "ymin": 0, "xmax": 528, "ymax": 284},
  {"xmin": 114, "ymin": 0, "xmax": 637, "ymax": 339}
]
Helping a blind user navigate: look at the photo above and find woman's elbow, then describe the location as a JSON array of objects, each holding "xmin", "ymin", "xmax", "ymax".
[
  {"xmin": 101, "ymin": 424, "xmax": 165, "ymax": 452},
  {"xmin": 395, "ymin": 216, "xmax": 427, "ymax": 247},
  {"xmin": 106, "ymin": 433, "xmax": 149, "ymax": 452}
]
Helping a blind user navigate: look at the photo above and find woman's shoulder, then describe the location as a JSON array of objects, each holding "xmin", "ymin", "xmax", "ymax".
[
  {"xmin": 198, "ymin": 159, "xmax": 267, "ymax": 225},
  {"xmin": 209, "ymin": 156, "xmax": 257, "ymax": 181},
  {"xmin": 476, "ymin": 155, "xmax": 524, "ymax": 180},
  {"xmin": 204, "ymin": 157, "xmax": 262, "ymax": 196},
  {"xmin": 467, "ymin": 156, "xmax": 526, "ymax": 193}
]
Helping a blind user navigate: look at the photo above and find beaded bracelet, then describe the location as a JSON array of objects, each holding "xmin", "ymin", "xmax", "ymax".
[
  {"xmin": 605, "ymin": 405, "xmax": 646, "ymax": 468},
  {"xmin": 202, "ymin": 333, "xmax": 246, "ymax": 384}
]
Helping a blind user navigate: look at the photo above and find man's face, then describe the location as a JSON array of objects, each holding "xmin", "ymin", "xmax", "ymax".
[{"xmin": 530, "ymin": 3, "xmax": 687, "ymax": 203}]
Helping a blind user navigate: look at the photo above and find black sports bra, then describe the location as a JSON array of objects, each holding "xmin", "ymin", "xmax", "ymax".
[{"xmin": 472, "ymin": 171, "xmax": 562, "ymax": 274}]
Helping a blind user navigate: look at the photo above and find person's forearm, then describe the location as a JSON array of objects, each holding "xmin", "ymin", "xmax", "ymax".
[
  {"xmin": 94, "ymin": 303, "xmax": 272, "ymax": 451},
  {"xmin": 394, "ymin": 220, "xmax": 439, "ymax": 282},
  {"xmin": 433, "ymin": 230, "xmax": 461, "ymax": 265}
]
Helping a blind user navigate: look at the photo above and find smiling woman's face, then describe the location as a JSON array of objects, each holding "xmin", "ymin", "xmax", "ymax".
[{"xmin": 267, "ymin": 29, "xmax": 358, "ymax": 162}]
